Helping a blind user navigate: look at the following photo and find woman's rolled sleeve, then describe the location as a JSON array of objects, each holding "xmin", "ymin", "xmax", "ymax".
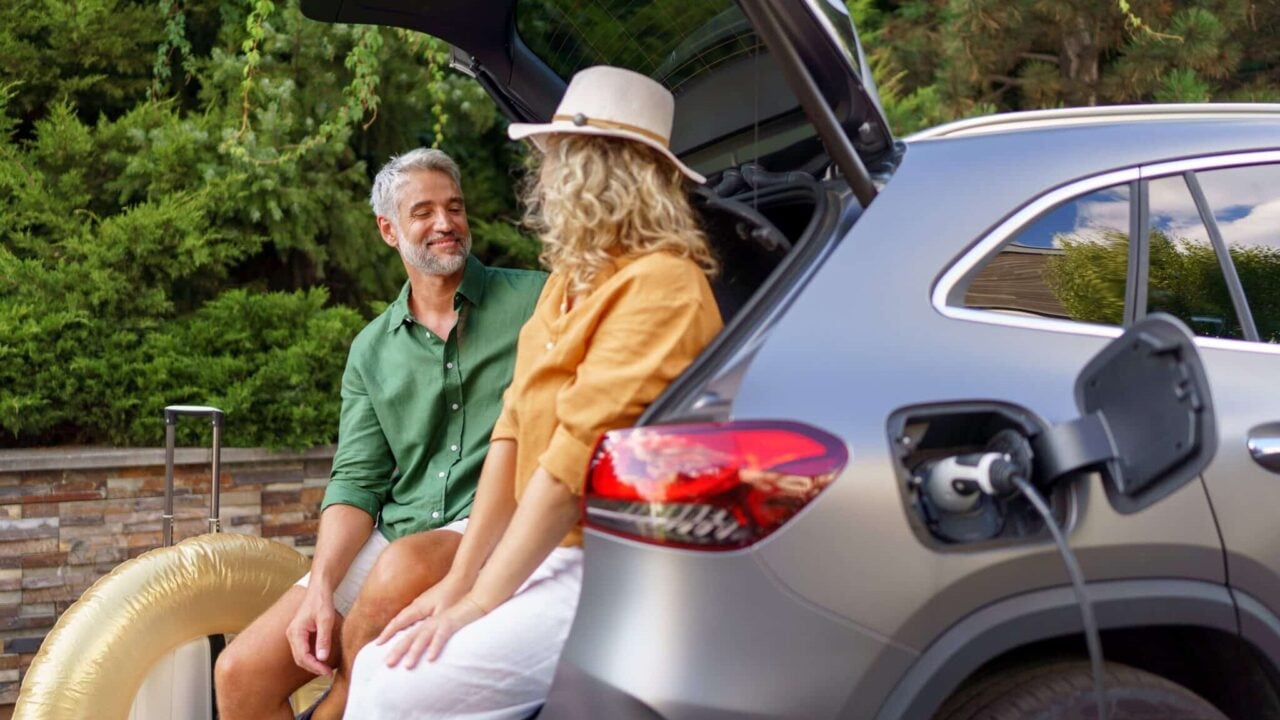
[{"xmin": 537, "ymin": 425, "xmax": 597, "ymax": 495}]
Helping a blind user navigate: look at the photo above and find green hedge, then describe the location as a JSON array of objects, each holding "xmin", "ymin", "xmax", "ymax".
[
  {"xmin": 0, "ymin": 1, "xmax": 531, "ymax": 449},
  {"xmin": 0, "ymin": 97, "xmax": 366, "ymax": 448}
]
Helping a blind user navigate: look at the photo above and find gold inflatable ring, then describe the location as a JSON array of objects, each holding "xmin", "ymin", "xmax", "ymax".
[{"xmin": 15, "ymin": 533, "xmax": 312, "ymax": 720}]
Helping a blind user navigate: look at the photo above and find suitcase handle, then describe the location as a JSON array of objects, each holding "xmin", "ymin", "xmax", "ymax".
[{"xmin": 163, "ymin": 405, "xmax": 225, "ymax": 546}]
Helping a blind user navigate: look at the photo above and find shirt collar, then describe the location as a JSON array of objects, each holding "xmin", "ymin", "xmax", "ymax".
[
  {"xmin": 387, "ymin": 255, "xmax": 487, "ymax": 334},
  {"xmin": 456, "ymin": 255, "xmax": 487, "ymax": 308},
  {"xmin": 388, "ymin": 281, "xmax": 415, "ymax": 334}
]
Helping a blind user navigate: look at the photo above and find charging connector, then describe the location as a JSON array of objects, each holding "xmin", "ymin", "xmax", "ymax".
[{"xmin": 919, "ymin": 451, "xmax": 1014, "ymax": 513}]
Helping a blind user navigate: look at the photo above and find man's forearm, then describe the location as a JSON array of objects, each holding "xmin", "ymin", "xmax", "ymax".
[
  {"xmin": 309, "ymin": 504, "xmax": 377, "ymax": 592},
  {"xmin": 448, "ymin": 439, "xmax": 519, "ymax": 583}
]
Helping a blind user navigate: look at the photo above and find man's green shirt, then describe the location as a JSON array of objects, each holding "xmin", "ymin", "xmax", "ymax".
[{"xmin": 322, "ymin": 256, "xmax": 546, "ymax": 540}]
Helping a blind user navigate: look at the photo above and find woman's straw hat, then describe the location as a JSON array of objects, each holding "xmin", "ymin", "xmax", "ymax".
[{"xmin": 507, "ymin": 65, "xmax": 705, "ymax": 184}]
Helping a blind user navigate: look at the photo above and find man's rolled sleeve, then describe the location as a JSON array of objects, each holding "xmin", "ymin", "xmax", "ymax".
[{"xmin": 322, "ymin": 359, "xmax": 395, "ymax": 519}]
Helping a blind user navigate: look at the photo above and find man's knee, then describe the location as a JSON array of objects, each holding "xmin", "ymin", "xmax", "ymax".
[
  {"xmin": 214, "ymin": 637, "xmax": 261, "ymax": 700},
  {"xmin": 344, "ymin": 530, "xmax": 462, "ymax": 644},
  {"xmin": 215, "ymin": 640, "xmax": 245, "ymax": 685},
  {"xmin": 215, "ymin": 586, "xmax": 308, "ymax": 705},
  {"xmin": 364, "ymin": 530, "xmax": 461, "ymax": 603}
]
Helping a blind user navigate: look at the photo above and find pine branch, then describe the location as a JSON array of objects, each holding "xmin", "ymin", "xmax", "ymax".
[
  {"xmin": 990, "ymin": 75, "xmax": 1029, "ymax": 87},
  {"xmin": 1020, "ymin": 52, "xmax": 1060, "ymax": 65},
  {"xmin": 1116, "ymin": 0, "xmax": 1184, "ymax": 41}
]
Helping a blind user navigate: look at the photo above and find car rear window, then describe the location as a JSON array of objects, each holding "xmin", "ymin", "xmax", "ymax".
[
  {"xmin": 963, "ymin": 184, "xmax": 1131, "ymax": 325},
  {"xmin": 514, "ymin": 1, "xmax": 761, "ymax": 95}
]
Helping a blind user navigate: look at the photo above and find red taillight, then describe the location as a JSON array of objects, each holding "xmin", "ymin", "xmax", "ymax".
[{"xmin": 584, "ymin": 421, "xmax": 848, "ymax": 550}]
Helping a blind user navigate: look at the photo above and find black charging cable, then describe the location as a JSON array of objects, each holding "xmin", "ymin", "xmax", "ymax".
[
  {"xmin": 1008, "ymin": 473, "xmax": 1109, "ymax": 720},
  {"xmin": 921, "ymin": 435, "xmax": 1108, "ymax": 719}
]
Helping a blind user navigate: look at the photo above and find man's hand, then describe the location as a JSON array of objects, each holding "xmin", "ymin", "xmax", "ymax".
[
  {"xmin": 382, "ymin": 593, "xmax": 487, "ymax": 669},
  {"xmin": 286, "ymin": 588, "xmax": 339, "ymax": 676}
]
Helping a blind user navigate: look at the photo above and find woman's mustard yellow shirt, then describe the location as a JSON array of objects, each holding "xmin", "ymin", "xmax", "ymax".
[{"xmin": 491, "ymin": 251, "xmax": 723, "ymax": 546}]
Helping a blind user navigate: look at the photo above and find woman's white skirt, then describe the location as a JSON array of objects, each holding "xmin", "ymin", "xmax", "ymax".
[{"xmin": 343, "ymin": 545, "xmax": 584, "ymax": 720}]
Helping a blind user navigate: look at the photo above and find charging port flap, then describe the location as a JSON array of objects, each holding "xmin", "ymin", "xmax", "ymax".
[{"xmin": 1059, "ymin": 312, "xmax": 1217, "ymax": 513}]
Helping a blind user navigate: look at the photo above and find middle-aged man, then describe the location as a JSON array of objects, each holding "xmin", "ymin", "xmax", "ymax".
[{"xmin": 214, "ymin": 148, "xmax": 546, "ymax": 720}]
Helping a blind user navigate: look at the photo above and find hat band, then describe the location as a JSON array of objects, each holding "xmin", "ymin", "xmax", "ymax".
[{"xmin": 551, "ymin": 114, "xmax": 670, "ymax": 148}]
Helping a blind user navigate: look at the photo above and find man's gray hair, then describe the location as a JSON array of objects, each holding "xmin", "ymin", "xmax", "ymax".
[{"xmin": 369, "ymin": 148, "xmax": 463, "ymax": 220}]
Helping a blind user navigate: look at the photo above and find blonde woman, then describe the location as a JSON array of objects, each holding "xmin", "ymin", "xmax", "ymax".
[{"xmin": 340, "ymin": 65, "xmax": 722, "ymax": 719}]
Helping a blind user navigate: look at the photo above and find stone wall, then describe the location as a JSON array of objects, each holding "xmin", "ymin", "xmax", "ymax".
[{"xmin": 0, "ymin": 446, "xmax": 334, "ymax": 712}]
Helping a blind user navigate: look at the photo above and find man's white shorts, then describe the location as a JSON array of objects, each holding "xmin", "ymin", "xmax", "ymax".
[{"xmin": 294, "ymin": 517, "xmax": 470, "ymax": 615}]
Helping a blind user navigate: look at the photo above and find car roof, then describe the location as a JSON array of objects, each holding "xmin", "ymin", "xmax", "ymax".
[
  {"xmin": 850, "ymin": 113, "xmax": 1280, "ymax": 290},
  {"xmin": 907, "ymin": 104, "xmax": 1280, "ymax": 141}
]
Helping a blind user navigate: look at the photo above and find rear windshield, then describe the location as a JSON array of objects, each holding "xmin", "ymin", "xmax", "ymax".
[
  {"xmin": 514, "ymin": 0, "xmax": 814, "ymax": 170},
  {"xmin": 515, "ymin": 2, "xmax": 761, "ymax": 95}
]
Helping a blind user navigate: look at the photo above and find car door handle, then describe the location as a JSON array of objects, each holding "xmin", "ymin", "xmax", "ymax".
[{"xmin": 1247, "ymin": 422, "xmax": 1280, "ymax": 473}]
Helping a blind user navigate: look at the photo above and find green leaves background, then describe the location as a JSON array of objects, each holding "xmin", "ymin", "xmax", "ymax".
[
  {"xmin": 1, "ymin": 0, "xmax": 1276, "ymax": 448},
  {"xmin": 0, "ymin": 0, "xmax": 520, "ymax": 448}
]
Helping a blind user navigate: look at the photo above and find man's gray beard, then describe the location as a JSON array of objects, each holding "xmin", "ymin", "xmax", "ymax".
[{"xmin": 399, "ymin": 233, "xmax": 472, "ymax": 276}]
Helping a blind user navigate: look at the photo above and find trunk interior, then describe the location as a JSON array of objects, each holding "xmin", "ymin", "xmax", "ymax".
[
  {"xmin": 643, "ymin": 160, "xmax": 858, "ymax": 426},
  {"xmin": 692, "ymin": 163, "xmax": 830, "ymax": 323}
]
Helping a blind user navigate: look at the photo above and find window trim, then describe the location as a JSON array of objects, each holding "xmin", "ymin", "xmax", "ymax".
[
  {"xmin": 1124, "ymin": 178, "xmax": 1148, "ymax": 326},
  {"xmin": 1182, "ymin": 170, "xmax": 1261, "ymax": 341},
  {"xmin": 933, "ymin": 149, "xmax": 1280, "ymax": 355}
]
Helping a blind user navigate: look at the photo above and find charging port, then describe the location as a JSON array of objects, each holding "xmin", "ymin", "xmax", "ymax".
[{"xmin": 887, "ymin": 402, "xmax": 1071, "ymax": 548}]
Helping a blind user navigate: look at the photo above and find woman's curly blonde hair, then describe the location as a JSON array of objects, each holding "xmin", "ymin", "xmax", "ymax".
[{"xmin": 521, "ymin": 134, "xmax": 718, "ymax": 297}]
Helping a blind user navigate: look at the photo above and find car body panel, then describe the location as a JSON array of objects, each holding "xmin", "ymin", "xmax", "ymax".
[
  {"xmin": 1194, "ymin": 345, "xmax": 1280, "ymax": 624},
  {"xmin": 731, "ymin": 263, "xmax": 1227, "ymax": 647},
  {"xmin": 554, "ymin": 535, "xmax": 917, "ymax": 720}
]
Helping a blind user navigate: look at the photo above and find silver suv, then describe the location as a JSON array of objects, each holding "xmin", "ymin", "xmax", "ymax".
[{"xmin": 305, "ymin": 1, "xmax": 1280, "ymax": 717}]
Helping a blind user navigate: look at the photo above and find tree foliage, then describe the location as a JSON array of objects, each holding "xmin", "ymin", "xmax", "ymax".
[
  {"xmin": 0, "ymin": 0, "xmax": 524, "ymax": 448},
  {"xmin": 864, "ymin": 0, "xmax": 1278, "ymax": 133}
]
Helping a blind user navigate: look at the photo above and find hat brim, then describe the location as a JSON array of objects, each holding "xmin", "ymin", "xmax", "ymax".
[{"xmin": 508, "ymin": 121, "xmax": 706, "ymax": 185}]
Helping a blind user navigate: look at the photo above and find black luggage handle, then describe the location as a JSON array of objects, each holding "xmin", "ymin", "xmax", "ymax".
[{"xmin": 163, "ymin": 405, "xmax": 225, "ymax": 546}]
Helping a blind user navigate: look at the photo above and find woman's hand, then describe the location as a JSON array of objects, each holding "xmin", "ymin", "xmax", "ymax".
[
  {"xmin": 382, "ymin": 594, "xmax": 488, "ymax": 668},
  {"xmin": 374, "ymin": 575, "xmax": 468, "ymax": 648},
  {"xmin": 377, "ymin": 465, "xmax": 579, "ymax": 669}
]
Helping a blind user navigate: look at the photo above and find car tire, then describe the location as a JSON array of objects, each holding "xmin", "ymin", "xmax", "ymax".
[{"xmin": 934, "ymin": 659, "xmax": 1228, "ymax": 720}]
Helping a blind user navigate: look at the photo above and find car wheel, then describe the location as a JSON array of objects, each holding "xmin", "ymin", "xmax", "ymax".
[{"xmin": 934, "ymin": 659, "xmax": 1228, "ymax": 720}]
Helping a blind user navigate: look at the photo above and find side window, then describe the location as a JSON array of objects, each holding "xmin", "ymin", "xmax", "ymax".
[
  {"xmin": 963, "ymin": 184, "xmax": 1130, "ymax": 325},
  {"xmin": 1145, "ymin": 175, "xmax": 1245, "ymax": 340},
  {"xmin": 1193, "ymin": 164, "xmax": 1280, "ymax": 343}
]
